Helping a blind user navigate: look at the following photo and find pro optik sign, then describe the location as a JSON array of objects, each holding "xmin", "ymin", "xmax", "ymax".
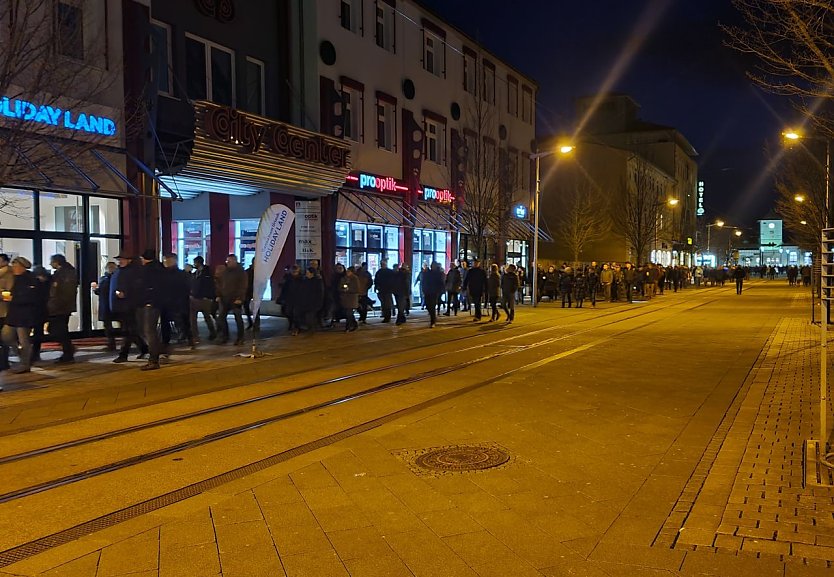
[{"xmin": 0, "ymin": 96, "xmax": 117, "ymax": 136}]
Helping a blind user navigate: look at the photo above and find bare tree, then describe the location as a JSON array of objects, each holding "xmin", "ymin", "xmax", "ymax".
[
  {"xmin": 723, "ymin": 0, "xmax": 834, "ymax": 137},
  {"xmin": 0, "ymin": 0, "xmax": 119, "ymax": 223},
  {"xmin": 611, "ymin": 154, "xmax": 667, "ymax": 264},
  {"xmin": 556, "ymin": 175, "xmax": 610, "ymax": 264},
  {"xmin": 457, "ymin": 83, "xmax": 504, "ymax": 260},
  {"xmin": 774, "ymin": 143, "xmax": 827, "ymax": 251}
]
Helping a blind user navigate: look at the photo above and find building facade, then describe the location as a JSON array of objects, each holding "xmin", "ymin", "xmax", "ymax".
[
  {"xmin": 0, "ymin": 0, "xmax": 130, "ymax": 334},
  {"xmin": 302, "ymin": 0, "xmax": 539, "ymax": 280},
  {"xmin": 540, "ymin": 94, "xmax": 698, "ymax": 266}
]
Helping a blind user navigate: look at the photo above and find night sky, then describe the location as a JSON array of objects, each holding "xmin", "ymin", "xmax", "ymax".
[{"xmin": 419, "ymin": 0, "xmax": 794, "ymax": 228}]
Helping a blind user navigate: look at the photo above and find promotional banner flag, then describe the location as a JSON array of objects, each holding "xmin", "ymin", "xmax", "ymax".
[{"xmin": 252, "ymin": 204, "xmax": 294, "ymax": 320}]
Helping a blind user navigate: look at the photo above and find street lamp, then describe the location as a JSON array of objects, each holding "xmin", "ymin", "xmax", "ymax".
[
  {"xmin": 705, "ymin": 220, "xmax": 724, "ymax": 254},
  {"xmin": 531, "ymin": 144, "xmax": 574, "ymax": 307},
  {"xmin": 795, "ymin": 193, "xmax": 806, "ymax": 203}
]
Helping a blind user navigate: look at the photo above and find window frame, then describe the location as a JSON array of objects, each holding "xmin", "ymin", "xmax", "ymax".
[
  {"xmin": 150, "ymin": 19, "xmax": 173, "ymax": 96},
  {"xmin": 423, "ymin": 111, "xmax": 447, "ymax": 165},
  {"xmin": 374, "ymin": 1, "xmax": 396, "ymax": 53},
  {"xmin": 184, "ymin": 32, "xmax": 237, "ymax": 107},
  {"xmin": 341, "ymin": 77, "xmax": 365, "ymax": 143},
  {"xmin": 507, "ymin": 75, "xmax": 519, "ymax": 117},
  {"xmin": 55, "ymin": 0, "xmax": 85, "ymax": 61},
  {"xmin": 375, "ymin": 92, "xmax": 397, "ymax": 152},
  {"xmin": 522, "ymin": 85, "xmax": 533, "ymax": 123},
  {"xmin": 482, "ymin": 60, "xmax": 496, "ymax": 105},
  {"xmin": 340, "ymin": 0, "xmax": 363, "ymax": 35},
  {"xmin": 244, "ymin": 56, "xmax": 266, "ymax": 115},
  {"xmin": 462, "ymin": 48, "xmax": 476, "ymax": 94}
]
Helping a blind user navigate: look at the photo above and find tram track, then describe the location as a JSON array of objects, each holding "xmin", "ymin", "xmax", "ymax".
[{"xmin": 0, "ymin": 294, "xmax": 717, "ymax": 507}]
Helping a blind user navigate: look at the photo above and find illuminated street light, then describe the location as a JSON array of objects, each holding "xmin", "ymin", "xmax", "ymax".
[
  {"xmin": 706, "ymin": 220, "xmax": 725, "ymax": 254},
  {"xmin": 735, "ymin": 230, "xmax": 742, "ymax": 237},
  {"xmin": 559, "ymin": 145, "xmax": 575, "ymax": 154},
  {"xmin": 801, "ymin": 220, "xmax": 808, "ymax": 225},
  {"xmin": 783, "ymin": 130, "xmax": 802, "ymax": 141},
  {"xmin": 795, "ymin": 194, "xmax": 806, "ymax": 203},
  {"xmin": 667, "ymin": 198, "xmax": 679, "ymax": 206}
]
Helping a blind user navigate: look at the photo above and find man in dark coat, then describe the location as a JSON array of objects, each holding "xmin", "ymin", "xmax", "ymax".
[
  {"xmin": 339, "ymin": 266, "xmax": 360, "ymax": 332},
  {"xmin": 421, "ymin": 262, "xmax": 445, "ymax": 328},
  {"xmin": 444, "ymin": 263, "xmax": 462, "ymax": 316},
  {"xmin": 394, "ymin": 265, "xmax": 411, "ymax": 325},
  {"xmin": 217, "ymin": 254, "xmax": 248, "ymax": 345},
  {"xmin": 161, "ymin": 253, "xmax": 193, "ymax": 349},
  {"xmin": 190, "ymin": 256, "xmax": 216, "ymax": 343},
  {"xmin": 462, "ymin": 259, "xmax": 487, "ymax": 321},
  {"xmin": 2, "ymin": 257, "xmax": 38, "ymax": 373},
  {"xmin": 298, "ymin": 267, "xmax": 324, "ymax": 335},
  {"xmin": 137, "ymin": 249, "xmax": 166, "ymax": 370},
  {"xmin": 374, "ymin": 259, "xmax": 395, "ymax": 323},
  {"xmin": 111, "ymin": 254, "xmax": 147, "ymax": 362},
  {"xmin": 356, "ymin": 262, "xmax": 373, "ymax": 324},
  {"xmin": 47, "ymin": 254, "xmax": 78, "ymax": 363},
  {"xmin": 501, "ymin": 264, "xmax": 519, "ymax": 323}
]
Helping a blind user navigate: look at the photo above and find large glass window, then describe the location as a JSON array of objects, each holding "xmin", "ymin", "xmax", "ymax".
[
  {"xmin": 150, "ymin": 21, "xmax": 172, "ymax": 95},
  {"xmin": 88, "ymin": 197, "xmax": 121, "ymax": 235},
  {"xmin": 56, "ymin": 1, "xmax": 84, "ymax": 60},
  {"xmin": 244, "ymin": 58, "xmax": 265, "ymax": 115},
  {"xmin": 40, "ymin": 192, "xmax": 84, "ymax": 232},
  {"xmin": 0, "ymin": 188, "xmax": 35, "ymax": 230},
  {"xmin": 174, "ymin": 220, "xmax": 211, "ymax": 270},
  {"xmin": 186, "ymin": 34, "xmax": 235, "ymax": 106},
  {"xmin": 0, "ymin": 239, "xmax": 33, "ymax": 263},
  {"xmin": 335, "ymin": 221, "xmax": 402, "ymax": 277}
]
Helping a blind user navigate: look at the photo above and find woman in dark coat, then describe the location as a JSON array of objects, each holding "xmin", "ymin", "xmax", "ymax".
[
  {"xmin": 2, "ymin": 257, "xmax": 39, "ymax": 373},
  {"xmin": 339, "ymin": 266, "xmax": 359, "ymax": 332},
  {"xmin": 486, "ymin": 264, "xmax": 501, "ymax": 322},
  {"xmin": 559, "ymin": 267, "xmax": 574, "ymax": 308}
]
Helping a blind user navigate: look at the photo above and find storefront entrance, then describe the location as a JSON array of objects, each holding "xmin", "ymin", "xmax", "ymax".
[{"xmin": 0, "ymin": 188, "xmax": 123, "ymax": 335}]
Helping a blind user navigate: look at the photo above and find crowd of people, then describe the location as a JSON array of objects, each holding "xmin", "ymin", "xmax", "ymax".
[{"xmin": 0, "ymin": 250, "xmax": 798, "ymax": 378}]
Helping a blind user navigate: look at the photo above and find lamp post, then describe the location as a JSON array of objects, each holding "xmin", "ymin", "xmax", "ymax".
[
  {"xmin": 531, "ymin": 145, "xmax": 574, "ymax": 308},
  {"xmin": 705, "ymin": 220, "xmax": 724, "ymax": 264},
  {"xmin": 784, "ymin": 128, "xmax": 833, "ymax": 454}
]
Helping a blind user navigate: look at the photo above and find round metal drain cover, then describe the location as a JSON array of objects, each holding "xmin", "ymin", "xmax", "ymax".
[{"xmin": 414, "ymin": 445, "xmax": 510, "ymax": 472}]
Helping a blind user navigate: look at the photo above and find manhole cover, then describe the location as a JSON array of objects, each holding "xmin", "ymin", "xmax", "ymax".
[{"xmin": 413, "ymin": 444, "xmax": 511, "ymax": 473}]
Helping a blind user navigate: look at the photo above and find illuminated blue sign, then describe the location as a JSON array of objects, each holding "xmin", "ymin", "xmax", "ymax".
[
  {"xmin": 513, "ymin": 204, "xmax": 528, "ymax": 219},
  {"xmin": 0, "ymin": 96, "xmax": 117, "ymax": 136}
]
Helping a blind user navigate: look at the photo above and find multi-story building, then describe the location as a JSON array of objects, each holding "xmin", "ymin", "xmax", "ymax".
[
  {"xmin": 540, "ymin": 94, "xmax": 698, "ymax": 266},
  {"xmin": 303, "ymin": 0, "xmax": 539, "ymax": 276},
  {"xmin": 0, "ymin": 0, "xmax": 129, "ymax": 335}
]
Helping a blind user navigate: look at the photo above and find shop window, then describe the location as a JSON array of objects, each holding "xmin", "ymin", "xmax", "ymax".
[
  {"xmin": 435, "ymin": 232, "xmax": 446, "ymax": 253},
  {"xmin": 342, "ymin": 84, "xmax": 363, "ymax": 143},
  {"xmin": 351, "ymin": 223, "xmax": 367, "ymax": 248},
  {"xmin": 56, "ymin": 1, "xmax": 84, "ymax": 61},
  {"xmin": 483, "ymin": 63, "xmax": 495, "ymax": 105},
  {"xmin": 367, "ymin": 225, "xmax": 383, "ymax": 249},
  {"xmin": 375, "ymin": 2, "xmax": 395, "ymax": 52},
  {"xmin": 384, "ymin": 226, "xmax": 398, "ymax": 249},
  {"xmin": 42, "ymin": 239, "xmax": 82, "ymax": 331},
  {"xmin": 463, "ymin": 50, "xmax": 476, "ymax": 94},
  {"xmin": 522, "ymin": 86, "xmax": 533, "ymax": 123},
  {"xmin": 336, "ymin": 222, "xmax": 349, "ymax": 247},
  {"xmin": 244, "ymin": 58, "xmax": 265, "ymax": 115},
  {"xmin": 376, "ymin": 98, "xmax": 396, "ymax": 152},
  {"xmin": 508, "ymin": 76, "xmax": 518, "ymax": 116},
  {"xmin": 341, "ymin": 0, "xmax": 362, "ymax": 34},
  {"xmin": 150, "ymin": 20, "xmax": 172, "ymax": 95},
  {"xmin": 0, "ymin": 188, "xmax": 35, "ymax": 230},
  {"xmin": 186, "ymin": 34, "xmax": 235, "ymax": 107},
  {"xmin": 88, "ymin": 197, "xmax": 121, "ymax": 235},
  {"xmin": 40, "ymin": 192, "xmax": 84, "ymax": 232},
  {"xmin": 174, "ymin": 220, "xmax": 211, "ymax": 269},
  {"xmin": 0, "ymin": 239, "xmax": 33, "ymax": 262}
]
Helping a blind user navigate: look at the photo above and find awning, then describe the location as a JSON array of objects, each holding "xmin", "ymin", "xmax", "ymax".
[
  {"xmin": 338, "ymin": 189, "xmax": 405, "ymax": 225},
  {"xmin": 0, "ymin": 131, "xmax": 176, "ymax": 198},
  {"xmin": 456, "ymin": 208, "xmax": 553, "ymax": 242},
  {"xmin": 414, "ymin": 201, "xmax": 455, "ymax": 230}
]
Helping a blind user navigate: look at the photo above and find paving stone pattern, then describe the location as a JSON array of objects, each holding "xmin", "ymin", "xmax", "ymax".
[{"xmin": 675, "ymin": 317, "xmax": 834, "ymax": 564}]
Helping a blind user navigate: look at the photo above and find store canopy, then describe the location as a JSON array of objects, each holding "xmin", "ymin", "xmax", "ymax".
[
  {"xmin": 338, "ymin": 190, "xmax": 405, "ymax": 225},
  {"xmin": 1, "ymin": 131, "xmax": 177, "ymax": 199},
  {"xmin": 457, "ymin": 208, "xmax": 553, "ymax": 242},
  {"xmin": 413, "ymin": 202, "xmax": 456, "ymax": 230}
]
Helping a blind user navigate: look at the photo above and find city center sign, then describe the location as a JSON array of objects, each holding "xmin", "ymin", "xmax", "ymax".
[{"xmin": 0, "ymin": 96, "xmax": 117, "ymax": 136}]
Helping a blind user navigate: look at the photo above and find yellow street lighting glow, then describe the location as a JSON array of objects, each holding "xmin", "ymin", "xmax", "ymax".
[
  {"xmin": 794, "ymin": 194, "xmax": 805, "ymax": 203},
  {"xmin": 667, "ymin": 198, "xmax": 679, "ymax": 206},
  {"xmin": 559, "ymin": 145, "xmax": 575, "ymax": 154},
  {"xmin": 716, "ymin": 220, "xmax": 725, "ymax": 227},
  {"xmin": 734, "ymin": 230, "xmax": 742, "ymax": 236},
  {"xmin": 783, "ymin": 130, "xmax": 802, "ymax": 140},
  {"xmin": 801, "ymin": 220, "xmax": 808, "ymax": 225}
]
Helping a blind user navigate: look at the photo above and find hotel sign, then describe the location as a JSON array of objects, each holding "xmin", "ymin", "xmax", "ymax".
[
  {"xmin": 204, "ymin": 105, "xmax": 351, "ymax": 170},
  {"xmin": 697, "ymin": 180, "xmax": 705, "ymax": 216}
]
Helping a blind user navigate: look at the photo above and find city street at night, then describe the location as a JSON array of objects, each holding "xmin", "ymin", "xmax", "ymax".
[{"xmin": 0, "ymin": 282, "xmax": 829, "ymax": 576}]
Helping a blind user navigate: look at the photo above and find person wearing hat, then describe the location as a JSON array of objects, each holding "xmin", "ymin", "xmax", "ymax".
[
  {"xmin": 136, "ymin": 249, "xmax": 165, "ymax": 370},
  {"xmin": 47, "ymin": 254, "xmax": 78, "ymax": 364},
  {"xmin": 110, "ymin": 252, "xmax": 148, "ymax": 363},
  {"xmin": 2, "ymin": 257, "xmax": 38, "ymax": 373}
]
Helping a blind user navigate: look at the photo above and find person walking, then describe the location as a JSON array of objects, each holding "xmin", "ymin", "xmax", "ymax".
[
  {"xmin": 501, "ymin": 264, "xmax": 519, "ymax": 324},
  {"xmin": 394, "ymin": 265, "xmax": 410, "ymax": 325},
  {"xmin": 282, "ymin": 265, "xmax": 304, "ymax": 335},
  {"xmin": 587, "ymin": 265, "xmax": 599, "ymax": 307},
  {"xmin": 374, "ymin": 259, "xmax": 394, "ymax": 323},
  {"xmin": 444, "ymin": 262, "xmax": 462, "ymax": 316},
  {"xmin": 161, "ymin": 253, "xmax": 192, "ymax": 350},
  {"xmin": 486, "ymin": 264, "xmax": 501, "ymax": 321},
  {"xmin": 189, "ymin": 256, "xmax": 217, "ymax": 343},
  {"xmin": 47, "ymin": 254, "xmax": 78, "ymax": 364},
  {"xmin": 28, "ymin": 266, "xmax": 51, "ymax": 364},
  {"xmin": 111, "ymin": 253, "xmax": 147, "ymax": 363},
  {"xmin": 421, "ymin": 262, "xmax": 445, "ymax": 328},
  {"xmin": 623, "ymin": 263, "xmax": 636, "ymax": 303},
  {"xmin": 560, "ymin": 267, "xmax": 574, "ymax": 308},
  {"xmin": 0, "ymin": 254, "xmax": 13, "ymax": 372},
  {"xmin": 339, "ymin": 266, "xmax": 360, "ymax": 332},
  {"xmin": 733, "ymin": 265, "xmax": 746, "ymax": 294},
  {"xmin": 298, "ymin": 267, "xmax": 324, "ymax": 335},
  {"xmin": 356, "ymin": 262, "xmax": 373, "ymax": 324},
  {"xmin": 217, "ymin": 254, "xmax": 248, "ymax": 345},
  {"xmin": 574, "ymin": 268, "xmax": 588, "ymax": 308},
  {"xmin": 137, "ymin": 250, "xmax": 165, "ymax": 371},
  {"xmin": 2, "ymin": 257, "xmax": 38, "ymax": 373},
  {"xmin": 92, "ymin": 262, "xmax": 117, "ymax": 350},
  {"xmin": 463, "ymin": 259, "xmax": 487, "ymax": 321}
]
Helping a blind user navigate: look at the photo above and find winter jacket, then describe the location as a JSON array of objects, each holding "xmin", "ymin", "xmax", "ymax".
[
  {"xmin": 421, "ymin": 266, "xmax": 445, "ymax": 296},
  {"xmin": 599, "ymin": 269, "xmax": 614, "ymax": 285},
  {"xmin": 5, "ymin": 271, "xmax": 39, "ymax": 328},
  {"xmin": 299, "ymin": 276, "xmax": 325, "ymax": 313},
  {"xmin": 463, "ymin": 266, "xmax": 487, "ymax": 296},
  {"xmin": 94, "ymin": 273, "xmax": 113, "ymax": 321},
  {"xmin": 374, "ymin": 267, "xmax": 394, "ymax": 294},
  {"xmin": 164, "ymin": 266, "xmax": 191, "ymax": 313},
  {"xmin": 139, "ymin": 260, "xmax": 168, "ymax": 308},
  {"xmin": 219, "ymin": 264, "xmax": 248, "ymax": 302},
  {"xmin": 445, "ymin": 267, "xmax": 462, "ymax": 293},
  {"xmin": 339, "ymin": 273, "xmax": 360, "ymax": 309},
  {"xmin": 191, "ymin": 266, "xmax": 216, "ymax": 300},
  {"xmin": 48, "ymin": 263, "xmax": 78, "ymax": 316},
  {"xmin": 574, "ymin": 275, "xmax": 588, "ymax": 300},
  {"xmin": 393, "ymin": 269, "xmax": 411, "ymax": 297},
  {"xmin": 501, "ymin": 271, "xmax": 519, "ymax": 297},
  {"xmin": 0, "ymin": 265, "xmax": 13, "ymax": 318},
  {"xmin": 110, "ymin": 262, "xmax": 142, "ymax": 315},
  {"xmin": 487, "ymin": 272, "xmax": 501, "ymax": 299}
]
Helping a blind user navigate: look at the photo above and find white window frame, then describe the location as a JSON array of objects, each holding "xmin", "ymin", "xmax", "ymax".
[
  {"xmin": 342, "ymin": 85, "xmax": 363, "ymax": 143},
  {"xmin": 423, "ymin": 33, "xmax": 445, "ymax": 77},
  {"xmin": 425, "ymin": 118, "xmax": 445, "ymax": 164},
  {"xmin": 377, "ymin": 99, "xmax": 396, "ymax": 152},
  {"xmin": 185, "ymin": 32, "xmax": 237, "ymax": 107},
  {"xmin": 508, "ymin": 78, "xmax": 518, "ymax": 117},
  {"xmin": 244, "ymin": 56, "xmax": 265, "ymax": 115},
  {"xmin": 150, "ymin": 19, "xmax": 173, "ymax": 96},
  {"xmin": 463, "ymin": 52, "xmax": 476, "ymax": 94},
  {"xmin": 340, "ymin": 0, "xmax": 363, "ymax": 34},
  {"xmin": 375, "ymin": 2, "xmax": 395, "ymax": 53}
]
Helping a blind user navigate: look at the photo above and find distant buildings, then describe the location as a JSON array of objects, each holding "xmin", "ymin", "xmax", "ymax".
[{"xmin": 539, "ymin": 94, "xmax": 698, "ymax": 266}]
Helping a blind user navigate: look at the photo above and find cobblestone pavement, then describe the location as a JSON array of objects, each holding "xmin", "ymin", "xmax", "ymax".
[{"xmin": 0, "ymin": 282, "xmax": 830, "ymax": 577}]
